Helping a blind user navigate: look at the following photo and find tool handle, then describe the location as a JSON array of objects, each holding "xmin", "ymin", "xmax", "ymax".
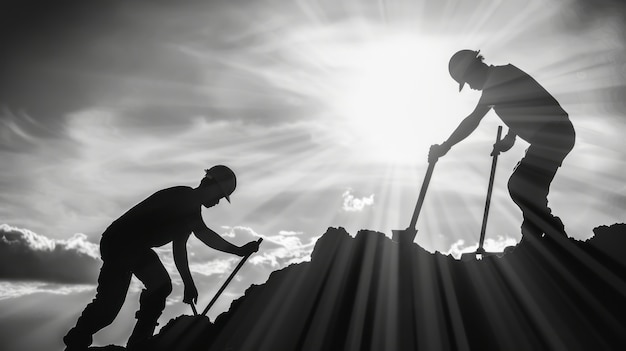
[
  {"xmin": 190, "ymin": 302, "xmax": 198, "ymax": 316},
  {"xmin": 201, "ymin": 238, "xmax": 263, "ymax": 317},
  {"xmin": 477, "ymin": 126, "xmax": 502, "ymax": 251},
  {"xmin": 409, "ymin": 160, "xmax": 436, "ymax": 230},
  {"xmin": 491, "ymin": 125, "xmax": 504, "ymax": 156}
]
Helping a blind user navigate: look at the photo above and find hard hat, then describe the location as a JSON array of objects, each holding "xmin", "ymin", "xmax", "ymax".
[
  {"xmin": 204, "ymin": 165, "xmax": 236, "ymax": 203},
  {"xmin": 448, "ymin": 49, "xmax": 481, "ymax": 91}
]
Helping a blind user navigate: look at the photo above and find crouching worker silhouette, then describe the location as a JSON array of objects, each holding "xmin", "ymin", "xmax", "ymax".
[
  {"xmin": 63, "ymin": 165, "xmax": 260, "ymax": 350},
  {"xmin": 429, "ymin": 50, "xmax": 575, "ymax": 244}
]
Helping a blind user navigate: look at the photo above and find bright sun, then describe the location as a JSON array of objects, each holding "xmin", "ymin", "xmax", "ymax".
[{"xmin": 327, "ymin": 36, "xmax": 457, "ymax": 163}]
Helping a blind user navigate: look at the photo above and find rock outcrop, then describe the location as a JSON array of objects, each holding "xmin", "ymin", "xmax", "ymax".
[{"xmin": 146, "ymin": 224, "xmax": 626, "ymax": 351}]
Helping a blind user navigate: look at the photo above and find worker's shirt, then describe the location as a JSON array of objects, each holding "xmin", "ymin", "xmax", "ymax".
[
  {"xmin": 479, "ymin": 64, "xmax": 574, "ymax": 145},
  {"xmin": 103, "ymin": 186, "xmax": 201, "ymax": 251}
]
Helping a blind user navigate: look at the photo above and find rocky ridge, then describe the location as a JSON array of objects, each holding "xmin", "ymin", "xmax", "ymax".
[{"xmin": 136, "ymin": 223, "xmax": 626, "ymax": 351}]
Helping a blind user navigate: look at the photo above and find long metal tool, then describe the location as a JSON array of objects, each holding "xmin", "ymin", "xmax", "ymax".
[
  {"xmin": 200, "ymin": 238, "xmax": 263, "ymax": 316},
  {"xmin": 462, "ymin": 126, "xmax": 503, "ymax": 260},
  {"xmin": 392, "ymin": 159, "xmax": 437, "ymax": 244},
  {"xmin": 477, "ymin": 126, "xmax": 503, "ymax": 253}
]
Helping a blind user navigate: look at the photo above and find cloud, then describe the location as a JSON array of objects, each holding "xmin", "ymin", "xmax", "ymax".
[
  {"xmin": 251, "ymin": 232, "xmax": 318, "ymax": 268},
  {"xmin": 0, "ymin": 224, "xmax": 100, "ymax": 283},
  {"xmin": 219, "ymin": 226, "xmax": 261, "ymax": 241},
  {"xmin": 570, "ymin": 0, "xmax": 626, "ymax": 26},
  {"xmin": 0, "ymin": 0, "xmax": 209, "ymax": 150},
  {"xmin": 0, "ymin": 281, "xmax": 94, "ymax": 300},
  {"xmin": 190, "ymin": 258, "xmax": 238, "ymax": 277},
  {"xmin": 220, "ymin": 225, "xmax": 316, "ymax": 268},
  {"xmin": 342, "ymin": 189, "xmax": 375, "ymax": 212},
  {"xmin": 0, "ymin": 0, "xmax": 120, "ymax": 147},
  {"xmin": 278, "ymin": 230, "xmax": 304, "ymax": 236},
  {"xmin": 0, "ymin": 0, "xmax": 326, "ymax": 152}
]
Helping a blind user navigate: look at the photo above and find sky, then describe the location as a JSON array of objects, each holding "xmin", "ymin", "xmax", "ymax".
[{"xmin": 1, "ymin": 0, "xmax": 625, "ymax": 349}]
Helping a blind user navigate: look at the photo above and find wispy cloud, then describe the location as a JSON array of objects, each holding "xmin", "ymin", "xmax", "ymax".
[
  {"xmin": 0, "ymin": 281, "xmax": 94, "ymax": 300},
  {"xmin": 342, "ymin": 189, "xmax": 375, "ymax": 212},
  {"xmin": 220, "ymin": 225, "xmax": 317, "ymax": 268},
  {"xmin": 190, "ymin": 258, "xmax": 238, "ymax": 277},
  {"xmin": 219, "ymin": 225, "xmax": 258, "ymax": 239},
  {"xmin": 0, "ymin": 224, "xmax": 100, "ymax": 283},
  {"xmin": 278, "ymin": 230, "xmax": 303, "ymax": 236}
]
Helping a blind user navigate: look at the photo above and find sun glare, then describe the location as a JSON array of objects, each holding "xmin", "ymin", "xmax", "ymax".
[{"xmin": 328, "ymin": 37, "xmax": 457, "ymax": 163}]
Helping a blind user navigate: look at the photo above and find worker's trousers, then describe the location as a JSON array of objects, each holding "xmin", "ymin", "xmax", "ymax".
[
  {"xmin": 64, "ymin": 236, "xmax": 172, "ymax": 348},
  {"xmin": 507, "ymin": 122, "xmax": 575, "ymax": 239}
]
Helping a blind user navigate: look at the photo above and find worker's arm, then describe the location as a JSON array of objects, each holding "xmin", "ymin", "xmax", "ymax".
[
  {"xmin": 173, "ymin": 235, "xmax": 197, "ymax": 304},
  {"xmin": 192, "ymin": 221, "xmax": 260, "ymax": 257},
  {"xmin": 429, "ymin": 103, "xmax": 491, "ymax": 162}
]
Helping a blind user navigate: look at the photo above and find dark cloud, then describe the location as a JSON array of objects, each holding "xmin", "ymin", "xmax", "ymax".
[
  {"xmin": 555, "ymin": 0, "xmax": 626, "ymax": 33},
  {"xmin": 0, "ymin": 0, "xmax": 211, "ymax": 148},
  {"xmin": 0, "ymin": 0, "xmax": 331, "ymax": 153},
  {"xmin": 0, "ymin": 0, "xmax": 120, "ymax": 143},
  {"xmin": 572, "ymin": 0, "xmax": 626, "ymax": 19},
  {"xmin": 0, "ymin": 224, "xmax": 100, "ymax": 284}
]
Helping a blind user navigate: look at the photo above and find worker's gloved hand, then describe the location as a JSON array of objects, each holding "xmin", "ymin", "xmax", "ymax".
[
  {"xmin": 183, "ymin": 283, "xmax": 198, "ymax": 305},
  {"xmin": 428, "ymin": 143, "xmax": 450, "ymax": 163},
  {"xmin": 238, "ymin": 240, "xmax": 261, "ymax": 257},
  {"xmin": 491, "ymin": 135, "xmax": 515, "ymax": 156}
]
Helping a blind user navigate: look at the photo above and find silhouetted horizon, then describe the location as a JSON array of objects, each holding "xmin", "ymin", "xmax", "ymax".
[{"xmin": 1, "ymin": 1, "xmax": 625, "ymax": 350}]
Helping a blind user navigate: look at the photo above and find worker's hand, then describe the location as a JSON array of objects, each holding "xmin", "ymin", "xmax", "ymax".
[
  {"xmin": 491, "ymin": 135, "xmax": 515, "ymax": 156},
  {"xmin": 183, "ymin": 283, "xmax": 198, "ymax": 305},
  {"xmin": 238, "ymin": 240, "xmax": 261, "ymax": 257},
  {"xmin": 428, "ymin": 143, "xmax": 450, "ymax": 163}
]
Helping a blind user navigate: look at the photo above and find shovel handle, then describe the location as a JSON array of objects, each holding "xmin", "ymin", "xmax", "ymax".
[
  {"xmin": 409, "ymin": 160, "xmax": 437, "ymax": 230},
  {"xmin": 477, "ymin": 126, "xmax": 503, "ymax": 251},
  {"xmin": 200, "ymin": 238, "xmax": 263, "ymax": 317}
]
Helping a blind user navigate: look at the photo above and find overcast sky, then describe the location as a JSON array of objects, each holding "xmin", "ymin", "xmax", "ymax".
[{"xmin": 1, "ymin": 0, "xmax": 625, "ymax": 349}]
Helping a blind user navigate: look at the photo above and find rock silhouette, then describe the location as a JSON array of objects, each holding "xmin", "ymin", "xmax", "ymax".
[{"xmin": 103, "ymin": 223, "xmax": 625, "ymax": 351}]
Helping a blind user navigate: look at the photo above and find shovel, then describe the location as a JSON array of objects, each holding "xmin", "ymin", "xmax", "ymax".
[
  {"xmin": 151, "ymin": 239, "xmax": 263, "ymax": 350},
  {"xmin": 190, "ymin": 238, "xmax": 263, "ymax": 317},
  {"xmin": 392, "ymin": 159, "xmax": 437, "ymax": 245},
  {"xmin": 461, "ymin": 126, "xmax": 506, "ymax": 260}
]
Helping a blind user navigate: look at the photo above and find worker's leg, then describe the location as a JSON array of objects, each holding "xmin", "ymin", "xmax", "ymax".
[
  {"xmin": 64, "ymin": 259, "xmax": 132, "ymax": 349},
  {"xmin": 127, "ymin": 249, "xmax": 172, "ymax": 347},
  {"xmin": 530, "ymin": 123, "xmax": 575, "ymax": 240},
  {"xmin": 508, "ymin": 147, "xmax": 565, "ymax": 240}
]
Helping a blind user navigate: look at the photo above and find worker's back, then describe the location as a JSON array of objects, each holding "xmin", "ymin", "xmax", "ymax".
[
  {"xmin": 480, "ymin": 64, "xmax": 572, "ymax": 144},
  {"xmin": 103, "ymin": 186, "xmax": 200, "ymax": 250}
]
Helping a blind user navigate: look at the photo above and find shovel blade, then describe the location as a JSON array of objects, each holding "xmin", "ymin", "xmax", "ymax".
[
  {"xmin": 460, "ymin": 250, "xmax": 506, "ymax": 261},
  {"xmin": 392, "ymin": 228, "xmax": 418, "ymax": 245}
]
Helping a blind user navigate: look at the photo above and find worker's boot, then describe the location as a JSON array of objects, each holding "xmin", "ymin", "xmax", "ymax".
[
  {"xmin": 63, "ymin": 326, "xmax": 92, "ymax": 351},
  {"xmin": 126, "ymin": 311, "xmax": 159, "ymax": 350}
]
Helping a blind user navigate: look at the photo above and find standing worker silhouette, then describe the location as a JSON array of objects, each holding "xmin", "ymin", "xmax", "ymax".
[
  {"xmin": 429, "ymin": 50, "xmax": 575, "ymax": 244},
  {"xmin": 63, "ymin": 165, "xmax": 260, "ymax": 350}
]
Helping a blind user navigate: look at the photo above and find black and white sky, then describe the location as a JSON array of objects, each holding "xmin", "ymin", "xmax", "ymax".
[{"xmin": 1, "ymin": 0, "xmax": 625, "ymax": 349}]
